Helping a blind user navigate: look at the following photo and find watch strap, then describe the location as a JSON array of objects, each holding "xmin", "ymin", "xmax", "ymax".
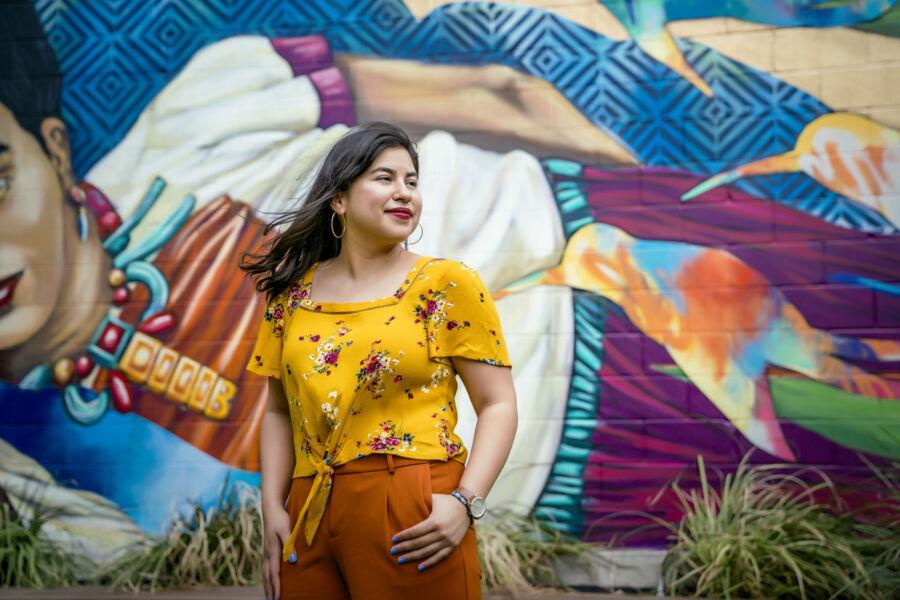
[
  {"xmin": 450, "ymin": 490, "xmax": 474, "ymax": 524},
  {"xmin": 450, "ymin": 490, "xmax": 469, "ymax": 509}
]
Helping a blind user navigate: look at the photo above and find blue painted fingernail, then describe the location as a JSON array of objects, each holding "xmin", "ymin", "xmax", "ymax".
[
  {"xmin": 398, "ymin": 557, "xmax": 406, "ymax": 564},
  {"xmin": 289, "ymin": 551, "xmax": 297, "ymax": 564},
  {"xmin": 390, "ymin": 548, "xmax": 398, "ymax": 555},
  {"xmin": 391, "ymin": 536, "xmax": 398, "ymax": 542},
  {"xmin": 418, "ymin": 564, "xmax": 426, "ymax": 572}
]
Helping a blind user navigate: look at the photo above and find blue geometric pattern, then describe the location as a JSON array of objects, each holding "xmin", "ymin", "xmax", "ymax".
[{"xmin": 34, "ymin": 0, "xmax": 893, "ymax": 226}]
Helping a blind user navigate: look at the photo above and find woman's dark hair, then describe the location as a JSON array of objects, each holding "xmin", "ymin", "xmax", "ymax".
[
  {"xmin": 240, "ymin": 121, "xmax": 419, "ymax": 301},
  {"xmin": 0, "ymin": 0, "xmax": 62, "ymax": 154}
]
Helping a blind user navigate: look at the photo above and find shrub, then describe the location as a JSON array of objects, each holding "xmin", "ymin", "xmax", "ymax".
[{"xmin": 661, "ymin": 453, "xmax": 897, "ymax": 600}]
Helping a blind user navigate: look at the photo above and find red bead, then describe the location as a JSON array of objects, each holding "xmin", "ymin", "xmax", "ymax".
[
  {"xmin": 112, "ymin": 287, "xmax": 131, "ymax": 305},
  {"xmin": 109, "ymin": 371, "xmax": 133, "ymax": 413},
  {"xmin": 97, "ymin": 211, "xmax": 122, "ymax": 238},
  {"xmin": 75, "ymin": 355, "xmax": 94, "ymax": 378},
  {"xmin": 138, "ymin": 311, "xmax": 177, "ymax": 334},
  {"xmin": 98, "ymin": 323, "xmax": 124, "ymax": 353}
]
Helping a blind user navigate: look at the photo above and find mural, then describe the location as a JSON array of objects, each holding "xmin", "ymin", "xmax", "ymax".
[{"xmin": 1, "ymin": 0, "xmax": 898, "ymax": 561}]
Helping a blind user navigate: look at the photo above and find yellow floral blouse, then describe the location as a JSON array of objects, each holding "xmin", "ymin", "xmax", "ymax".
[{"xmin": 246, "ymin": 257, "xmax": 511, "ymax": 559}]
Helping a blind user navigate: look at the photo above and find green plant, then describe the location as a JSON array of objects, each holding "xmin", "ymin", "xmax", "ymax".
[
  {"xmin": 475, "ymin": 510, "xmax": 594, "ymax": 593},
  {"xmin": 660, "ymin": 453, "xmax": 893, "ymax": 600},
  {"xmin": 845, "ymin": 456, "xmax": 900, "ymax": 595},
  {"xmin": 104, "ymin": 480, "xmax": 263, "ymax": 592},
  {"xmin": 0, "ymin": 502, "xmax": 84, "ymax": 588}
]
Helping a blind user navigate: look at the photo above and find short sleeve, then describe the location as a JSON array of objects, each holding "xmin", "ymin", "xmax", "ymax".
[
  {"xmin": 425, "ymin": 261, "xmax": 512, "ymax": 367},
  {"xmin": 245, "ymin": 292, "xmax": 287, "ymax": 378}
]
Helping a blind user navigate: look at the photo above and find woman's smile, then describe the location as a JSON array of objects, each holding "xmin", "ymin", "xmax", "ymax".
[{"xmin": 386, "ymin": 207, "xmax": 412, "ymax": 220}]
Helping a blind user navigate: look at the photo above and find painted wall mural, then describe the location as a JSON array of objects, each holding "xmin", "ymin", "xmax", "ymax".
[{"xmin": 1, "ymin": 0, "xmax": 898, "ymax": 561}]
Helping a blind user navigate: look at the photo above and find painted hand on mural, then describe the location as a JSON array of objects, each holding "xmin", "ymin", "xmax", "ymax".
[
  {"xmin": 335, "ymin": 54, "xmax": 638, "ymax": 165},
  {"xmin": 496, "ymin": 221, "xmax": 900, "ymax": 461},
  {"xmin": 683, "ymin": 113, "xmax": 900, "ymax": 231}
]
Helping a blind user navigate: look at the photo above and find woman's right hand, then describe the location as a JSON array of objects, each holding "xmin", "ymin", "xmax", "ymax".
[{"xmin": 263, "ymin": 505, "xmax": 293, "ymax": 600}]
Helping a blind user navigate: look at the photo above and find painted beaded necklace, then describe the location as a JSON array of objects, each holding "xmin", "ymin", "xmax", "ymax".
[{"xmin": 19, "ymin": 178, "xmax": 237, "ymax": 425}]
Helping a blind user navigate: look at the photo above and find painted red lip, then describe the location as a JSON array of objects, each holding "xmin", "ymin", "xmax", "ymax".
[
  {"xmin": 0, "ymin": 270, "xmax": 23, "ymax": 310},
  {"xmin": 386, "ymin": 209, "xmax": 412, "ymax": 220}
]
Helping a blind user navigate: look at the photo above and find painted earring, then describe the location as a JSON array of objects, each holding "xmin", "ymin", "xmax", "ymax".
[
  {"xmin": 68, "ymin": 185, "xmax": 91, "ymax": 241},
  {"xmin": 330, "ymin": 212, "xmax": 345, "ymax": 239}
]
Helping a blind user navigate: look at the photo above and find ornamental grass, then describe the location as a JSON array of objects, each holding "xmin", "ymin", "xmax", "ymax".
[
  {"xmin": 103, "ymin": 480, "xmax": 264, "ymax": 592},
  {"xmin": 475, "ymin": 510, "xmax": 594, "ymax": 593},
  {"xmin": 660, "ymin": 453, "xmax": 899, "ymax": 600},
  {"xmin": 0, "ymin": 502, "xmax": 84, "ymax": 588}
]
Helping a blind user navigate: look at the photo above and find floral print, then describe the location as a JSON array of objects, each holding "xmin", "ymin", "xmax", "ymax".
[
  {"xmin": 364, "ymin": 420, "xmax": 417, "ymax": 453},
  {"xmin": 247, "ymin": 257, "xmax": 510, "ymax": 480},
  {"xmin": 355, "ymin": 342, "xmax": 404, "ymax": 399},
  {"xmin": 265, "ymin": 282, "xmax": 315, "ymax": 337},
  {"xmin": 420, "ymin": 364, "xmax": 451, "ymax": 395},
  {"xmin": 414, "ymin": 284, "xmax": 455, "ymax": 329},
  {"xmin": 304, "ymin": 323, "xmax": 353, "ymax": 379},
  {"xmin": 264, "ymin": 301, "xmax": 286, "ymax": 338},
  {"xmin": 246, "ymin": 257, "xmax": 513, "ymax": 550},
  {"xmin": 432, "ymin": 406, "xmax": 461, "ymax": 458},
  {"xmin": 321, "ymin": 391, "xmax": 340, "ymax": 429}
]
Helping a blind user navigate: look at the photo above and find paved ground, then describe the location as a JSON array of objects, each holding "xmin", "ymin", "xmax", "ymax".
[{"xmin": 5, "ymin": 586, "xmax": 666, "ymax": 599}]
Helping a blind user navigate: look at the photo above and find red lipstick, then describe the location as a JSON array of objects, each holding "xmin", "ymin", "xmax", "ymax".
[
  {"xmin": 0, "ymin": 270, "xmax": 23, "ymax": 310},
  {"xmin": 386, "ymin": 208, "xmax": 412, "ymax": 220}
]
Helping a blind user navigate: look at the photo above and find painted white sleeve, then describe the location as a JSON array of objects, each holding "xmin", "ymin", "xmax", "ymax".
[
  {"xmin": 416, "ymin": 130, "xmax": 574, "ymax": 513},
  {"xmin": 87, "ymin": 36, "xmax": 348, "ymax": 239}
]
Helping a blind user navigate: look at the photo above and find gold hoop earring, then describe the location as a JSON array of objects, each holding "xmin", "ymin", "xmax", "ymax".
[
  {"xmin": 330, "ymin": 212, "xmax": 345, "ymax": 239},
  {"xmin": 405, "ymin": 223, "xmax": 423, "ymax": 247}
]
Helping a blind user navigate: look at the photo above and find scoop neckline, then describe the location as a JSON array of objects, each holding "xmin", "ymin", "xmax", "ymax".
[{"xmin": 300, "ymin": 255, "xmax": 434, "ymax": 313}]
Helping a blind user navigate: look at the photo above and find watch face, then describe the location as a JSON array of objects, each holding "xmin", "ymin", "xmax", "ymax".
[{"xmin": 470, "ymin": 497, "xmax": 487, "ymax": 519}]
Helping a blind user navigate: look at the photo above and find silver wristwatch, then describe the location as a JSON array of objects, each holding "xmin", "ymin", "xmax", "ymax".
[{"xmin": 450, "ymin": 486, "xmax": 486, "ymax": 520}]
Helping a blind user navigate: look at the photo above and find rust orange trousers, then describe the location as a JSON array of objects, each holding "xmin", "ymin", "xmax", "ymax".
[{"xmin": 280, "ymin": 454, "xmax": 482, "ymax": 600}]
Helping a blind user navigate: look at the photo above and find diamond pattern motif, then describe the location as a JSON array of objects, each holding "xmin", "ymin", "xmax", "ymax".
[{"xmin": 35, "ymin": 0, "xmax": 878, "ymax": 231}]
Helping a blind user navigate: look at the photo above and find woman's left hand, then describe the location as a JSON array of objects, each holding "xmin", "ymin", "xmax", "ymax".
[{"xmin": 390, "ymin": 493, "xmax": 471, "ymax": 570}]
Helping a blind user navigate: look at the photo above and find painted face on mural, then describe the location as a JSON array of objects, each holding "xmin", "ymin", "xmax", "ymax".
[
  {"xmin": 333, "ymin": 146, "xmax": 422, "ymax": 247},
  {"xmin": 0, "ymin": 103, "xmax": 71, "ymax": 348}
]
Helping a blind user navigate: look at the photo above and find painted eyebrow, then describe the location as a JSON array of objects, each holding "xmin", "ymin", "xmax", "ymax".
[
  {"xmin": 0, "ymin": 143, "xmax": 8, "ymax": 154},
  {"xmin": 370, "ymin": 166, "xmax": 418, "ymax": 178}
]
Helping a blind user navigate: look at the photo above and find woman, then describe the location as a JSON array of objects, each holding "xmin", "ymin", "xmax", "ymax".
[{"xmin": 241, "ymin": 122, "xmax": 518, "ymax": 600}]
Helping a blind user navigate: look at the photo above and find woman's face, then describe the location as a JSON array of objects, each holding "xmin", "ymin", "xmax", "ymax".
[
  {"xmin": 0, "ymin": 102, "xmax": 68, "ymax": 348},
  {"xmin": 336, "ymin": 146, "xmax": 422, "ymax": 247}
]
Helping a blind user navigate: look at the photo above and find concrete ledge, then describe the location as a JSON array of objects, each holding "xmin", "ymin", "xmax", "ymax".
[{"xmin": 554, "ymin": 548, "xmax": 666, "ymax": 592}]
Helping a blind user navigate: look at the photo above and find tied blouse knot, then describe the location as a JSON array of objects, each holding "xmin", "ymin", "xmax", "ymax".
[{"xmin": 246, "ymin": 257, "xmax": 511, "ymax": 560}]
